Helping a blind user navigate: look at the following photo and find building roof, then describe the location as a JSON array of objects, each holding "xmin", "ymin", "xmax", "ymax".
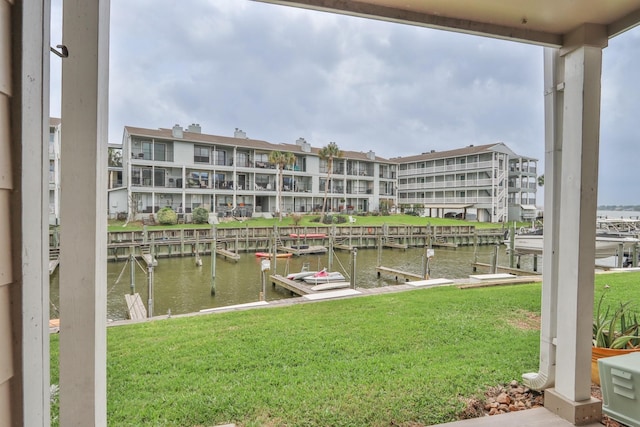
[
  {"xmin": 255, "ymin": 1, "xmax": 640, "ymax": 48},
  {"xmin": 50, "ymin": 117, "xmax": 61, "ymax": 127},
  {"xmin": 124, "ymin": 125, "xmax": 395, "ymax": 163},
  {"xmin": 390, "ymin": 142, "xmax": 517, "ymax": 163}
]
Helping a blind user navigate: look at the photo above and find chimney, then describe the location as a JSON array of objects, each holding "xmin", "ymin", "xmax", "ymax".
[
  {"xmin": 187, "ymin": 123, "xmax": 201, "ymax": 133},
  {"xmin": 296, "ymin": 137, "xmax": 311, "ymax": 153},
  {"xmin": 234, "ymin": 128, "xmax": 247, "ymax": 139},
  {"xmin": 367, "ymin": 150, "xmax": 375, "ymax": 160},
  {"xmin": 172, "ymin": 124, "xmax": 183, "ymax": 139}
]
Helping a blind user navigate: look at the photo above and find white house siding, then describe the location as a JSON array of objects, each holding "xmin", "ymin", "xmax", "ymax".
[{"xmin": 0, "ymin": 0, "xmax": 13, "ymax": 424}]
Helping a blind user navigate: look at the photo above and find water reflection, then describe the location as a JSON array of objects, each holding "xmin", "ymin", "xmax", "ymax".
[{"xmin": 50, "ymin": 244, "xmax": 540, "ymax": 321}]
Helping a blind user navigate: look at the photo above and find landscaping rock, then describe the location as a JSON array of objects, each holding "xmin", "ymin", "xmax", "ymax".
[{"xmin": 459, "ymin": 380, "xmax": 625, "ymax": 426}]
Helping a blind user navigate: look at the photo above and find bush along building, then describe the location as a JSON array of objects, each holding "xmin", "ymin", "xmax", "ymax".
[
  {"xmin": 393, "ymin": 143, "xmax": 538, "ymax": 223},
  {"xmin": 107, "ymin": 124, "xmax": 397, "ymax": 222}
]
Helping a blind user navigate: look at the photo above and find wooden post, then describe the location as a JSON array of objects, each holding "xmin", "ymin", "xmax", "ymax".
[
  {"xmin": 147, "ymin": 266, "xmax": 154, "ymax": 318},
  {"xmin": 350, "ymin": 248, "xmax": 357, "ymax": 289},
  {"xmin": 328, "ymin": 234, "xmax": 334, "ymax": 271},
  {"xmin": 211, "ymin": 224, "xmax": 217, "ymax": 295},
  {"xmin": 509, "ymin": 223, "xmax": 516, "ymax": 268},
  {"xmin": 271, "ymin": 225, "xmax": 277, "ymax": 273},
  {"xmin": 129, "ymin": 254, "xmax": 135, "ymax": 295},
  {"xmin": 617, "ymin": 243, "xmax": 624, "ymax": 268}
]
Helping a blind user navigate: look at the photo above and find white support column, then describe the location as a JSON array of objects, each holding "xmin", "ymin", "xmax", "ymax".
[
  {"xmin": 543, "ymin": 25, "xmax": 606, "ymax": 424},
  {"xmin": 59, "ymin": 0, "xmax": 109, "ymax": 425},
  {"xmin": 12, "ymin": 1, "xmax": 51, "ymax": 425},
  {"xmin": 554, "ymin": 43, "xmax": 603, "ymax": 401}
]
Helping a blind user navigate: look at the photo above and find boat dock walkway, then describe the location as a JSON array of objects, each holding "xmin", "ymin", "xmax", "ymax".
[
  {"xmin": 376, "ymin": 266, "xmax": 425, "ymax": 281},
  {"xmin": 269, "ymin": 274, "xmax": 317, "ymax": 295},
  {"xmin": 382, "ymin": 237, "xmax": 408, "ymax": 250},
  {"xmin": 124, "ymin": 293, "xmax": 147, "ymax": 320},
  {"xmin": 278, "ymin": 245, "xmax": 328, "ymax": 256},
  {"xmin": 471, "ymin": 262, "xmax": 541, "ymax": 276},
  {"xmin": 216, "ymin": 247, "xmax": 240, "ymax": 261},
  {"xmin": 49, "ymin": 248, "xmax": 60, "ymax": 275}
]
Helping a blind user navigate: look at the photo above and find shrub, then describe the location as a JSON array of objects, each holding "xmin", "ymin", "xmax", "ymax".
[
  {"xmin": 157, "ymin": 207, "xmax": 177, "ymax": 225},
  {"xmin": 310, "ymin": 216, "xmax": 322, "ymax": 223},
  {"xmin": 192, "ymin": 207, "xmax": 209, "ymax": 224},
  {"xmin": 291, "ymin": 213, "xmax": 303, "ymax": 226}
]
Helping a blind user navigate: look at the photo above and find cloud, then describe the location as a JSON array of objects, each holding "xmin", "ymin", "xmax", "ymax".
[{"xmin": 50, "ymin": 0, "xmax": 639, "ymax": 205}]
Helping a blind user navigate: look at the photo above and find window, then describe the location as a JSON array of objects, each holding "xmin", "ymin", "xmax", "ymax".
[
  {"xmin": 236, "ymin": 152, "xmax": 248, "ymax": 167},
  {"xmin": 194, "ymin": 146, "xmax": 210, "ymax": 163},
  {"xmin": 154, "ymin": 168, "xmax": 165, "ymax": 187},
  {"xmin": 132, "ymin": 167, "xmax": 151, "ymax": 186},
  {"xmin": 154, "ymin": 142, "xmax": 167, "ymax": 161},
  {"xmin": 215, "ymin": 150, "xmax": 226, "ymax": 166},
  {"xmin": 142, "ymin": 141, "xmax": 153, "ymax": 160}
]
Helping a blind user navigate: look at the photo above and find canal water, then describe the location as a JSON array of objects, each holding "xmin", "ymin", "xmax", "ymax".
[{"xmin": 50, "ymin": 244, "xmax": 538, "ymax": 321}]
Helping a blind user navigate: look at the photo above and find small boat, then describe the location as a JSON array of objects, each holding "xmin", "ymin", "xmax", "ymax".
[
  {"xmin": 286, "ymin": 270, "xmax": 318, "ymax": 280},
  {"xmin": 255, "ymin": 252, "xmax": 293, "ymax": 258},
  {"xmin": 302, "ymin": 269, "xmax": 346, "ymax": 284},
  {"xmin": 506, "ymin": 228, "xmax": 639, "ymax": 259}
]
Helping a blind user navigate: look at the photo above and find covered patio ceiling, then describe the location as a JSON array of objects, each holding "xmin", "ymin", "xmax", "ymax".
[{"xmin": 254, "ymin": 0, "xmax": 640, "ymax": 46}]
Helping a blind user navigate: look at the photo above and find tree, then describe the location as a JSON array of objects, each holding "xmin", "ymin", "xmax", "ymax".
[
  {"xmin": 108, "ymin": 146, "xmax": 122, "ymax": 167},
  {"xmin": 537, "ymin": 174, "xmax": 544, "ymax": 187},
  {"xmin": 268, "ymin": 150, "xmax": 296, "ymax": 221},
  {"xmin": 319, "ymin": 142, "xmax": 342, "ymax": 221}
]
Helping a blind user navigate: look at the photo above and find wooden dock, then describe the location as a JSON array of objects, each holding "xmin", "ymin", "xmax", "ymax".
[
  {"xmin": 141, "ymin": 253, "xmax": 157, "ymax": 267},
  {"xmin": 279, "ymin": 245, "xmax": 328, "ymax": 256},
  {"xmin": 216, "ymin": 247, "xmax": 240, "ymax": 261},
  {"xmin": 269, "ymin": 274, "xmax": 316, "ymax": 295},
  {"xmin": 376, "ymin": 266, "xmax": 425, "ymax": 281},
  {"xmin": 382, "ymin": 237, "xmax": 408, "ymax": 249},
  {"xmin": 431, "ymin": 241, "xmax": 458, "ymax": 248},
  {"xmin": 471, "ymin": 262, "xmax": 541, "ymax": 276},
  {"xmin": 49, "ymin": 249, "xmax": 60, "ymax": 275},
  {"xmin": 124, "ymin": 293, "xmax": 147, "ymax": 320}
]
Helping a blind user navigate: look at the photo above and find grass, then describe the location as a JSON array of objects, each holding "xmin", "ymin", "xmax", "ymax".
[
  {"xmin": 107, "ymin": 214, "xmax": 511, "ymax": 232},
  {"xmin": 50, "ymin": 272, "xmax": 639, "ymax": 426}
]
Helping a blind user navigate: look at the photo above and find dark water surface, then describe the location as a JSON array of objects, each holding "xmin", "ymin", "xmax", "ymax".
[{"xmin": 50, "ymin": 244, "xmax": 538, "ymax": 321}]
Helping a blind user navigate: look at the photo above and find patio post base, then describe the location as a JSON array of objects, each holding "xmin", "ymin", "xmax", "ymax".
[{"xmin": 544, "ymin": 388, "xmax": 601, "ymax": 425}]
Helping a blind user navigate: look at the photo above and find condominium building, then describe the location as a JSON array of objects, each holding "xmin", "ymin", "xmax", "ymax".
[
  {"xmin": 48, "ymin": 118, "xmax": 62, "ymax": 225},
  {"xmin": 393, "ymin": 143, "xmax": 537, "ymax": 222},
  {"xmin": 108, "ymin": 124, "xmax": 397, "ymax": 220}
]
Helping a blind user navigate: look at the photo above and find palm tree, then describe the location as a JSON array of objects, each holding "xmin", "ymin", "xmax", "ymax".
[
  {"xmin": 268, "ymin": 150, "xmax": 296, "ymax": 220},
  {"xmin": 319, "ymin": 142, "xmax": 343, "ymax": 221}
]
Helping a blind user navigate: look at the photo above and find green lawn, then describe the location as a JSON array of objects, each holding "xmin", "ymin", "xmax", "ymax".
[
  {"xmin": 107, "ymin": 214, "xmax": 510, "ymax": 232},
  {"xmin": 50, "ymin": 272, "xmax": 640, "ymax": 426}
]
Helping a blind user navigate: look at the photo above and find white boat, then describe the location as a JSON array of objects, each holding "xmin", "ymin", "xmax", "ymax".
[
  {"xmin": 507, "ymin": 229, "xmax": 638, "ymax": 259},
  {"xmin": 302, "ymin": 269, "xmax": 346, "ymax": 284},
  {"xmin": 286, "ymin": 270, "xmax": 318, "ymax": 280}
]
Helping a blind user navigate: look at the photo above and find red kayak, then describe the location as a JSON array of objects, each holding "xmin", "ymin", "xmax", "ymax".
[{"xmin": 255, "ymin": 252, "xmax": 293, "ymax": 258}]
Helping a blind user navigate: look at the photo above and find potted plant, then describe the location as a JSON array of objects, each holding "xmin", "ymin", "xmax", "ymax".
[{"xmin": 591, "ymin": 286, "xmax": 640, "ymax": 385}]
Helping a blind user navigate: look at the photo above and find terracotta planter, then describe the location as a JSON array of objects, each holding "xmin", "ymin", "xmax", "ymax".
[{"xmin": 591, "ymin": 346, "xmax": 640, "ymax": 385}]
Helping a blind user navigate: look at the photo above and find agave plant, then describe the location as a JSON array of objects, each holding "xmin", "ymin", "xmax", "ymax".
[{"xmin": 593, "ymin": 287, "xmax": 640, "ymax": 349}]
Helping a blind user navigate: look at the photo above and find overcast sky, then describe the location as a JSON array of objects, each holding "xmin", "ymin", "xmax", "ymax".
[{"xmin": 49, "ymin": 0, "xmax": 640, "ymax": 206}]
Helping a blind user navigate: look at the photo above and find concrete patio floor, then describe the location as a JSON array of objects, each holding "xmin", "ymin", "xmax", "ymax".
[{"xmin": 431, "ymin": 407, "xmax": 603, "ymax": 427}]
